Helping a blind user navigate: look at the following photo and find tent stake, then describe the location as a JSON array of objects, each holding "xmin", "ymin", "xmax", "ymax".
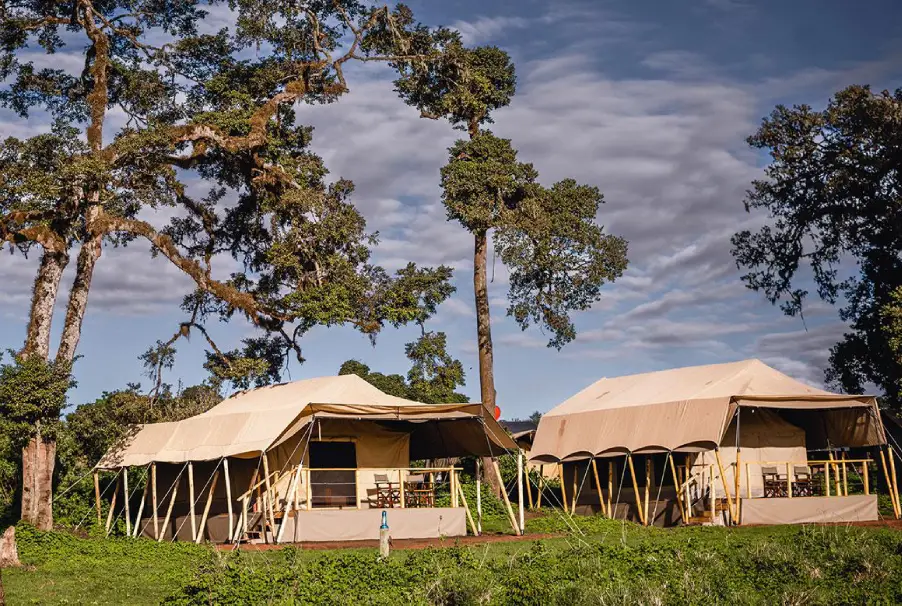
[
  {"xmin": 195, "ymin": 470, "xmax": 219, "ymax": 544},
  {"xmin": 591, "ymin": 459, "xmax": 606, "ymax": 517},
  {"xmin": 105, "ymin": 471, "xmax": 121, "ymax": 536},
  {"xmin": 626, "ymin": 454, "xmax": 646, "ymax": 525},
  {"xmin": 151, "ymin": 463, "xmax": 158, "ymax": 540},
  {"xmin": 668, "ymin": 454, "xmax": 685, "ymax": 524},
  {"xmin": 93, "ymin": 471, "xmax": 102, "ymax": 526},
  {"xmin": 492, "ymin": 459, "xmax": 521, "ymax": 535},
  {"xmin": 159, "ymin": 475, "xmax": 178, "ymax": 542},
  {"xmin": 187, "ymin": 462, "xmax": 196, "ymax": 541}
]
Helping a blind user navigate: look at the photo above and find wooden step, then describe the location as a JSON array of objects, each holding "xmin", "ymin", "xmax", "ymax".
[{"xmin": 686, "ymin": 514, "xmax": 714, "ymax": 525}]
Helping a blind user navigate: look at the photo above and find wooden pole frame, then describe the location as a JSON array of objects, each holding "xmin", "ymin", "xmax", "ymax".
[
  {"xmin": 275, "ymin": 466, "xmax": 300, "ymax": 544},
  {"xmin": 223, "ymin": 458, "xmax": 233, "ymax": 542},
  {"xmin": 492, "ymin": 459, "xmax": 521, "ymax": 535},
  {"xmin": 105, "ymin": 471, "xmax": 121, "ymax": 536},
  {"xmin": 159, "ymin": 473, "xmax": 179, "ymax": 542},
  {"xmin": 517, "ymin": 450, "xmax": 525, "ymax": 531},
  {"xmin": 559, "ymin": 463, "xmax": 568, "ymax": 513},
  {"xmin": 734, "ymin": 449, "xmax": 741, "ymax": 525},
  {"xmin": 591, "ymin": 459, "xmax": 607, "ymax": 517},
  {"xmin": 713, "ymin": 449, "xmax": 736, "ymax": 523},
  {"xmin": 133, "ymin": 471, "xmax": 149, "ymax": 538},
  {"xmin": 195, "ymin": 470, "xmax": 220, "ymax": 544},
  {"xmin": 668, "ymin": 454, "xmax": 685, "ymax": 523},
  {"xmin": 879, "ymin": 448, "xmax": 899, "ymax": 518},
  {"xmin": 608, "ymin": 461, "xmax": 614, "ymax": 516},
  {"xmin": 626, "ymin": 454, "xmax": 646, "ymax": 526},
  {"xmin": 458, "ymin": 482, "xmax": 479, "ymax": 536},
  {"xmin": 863, "ymin": 459, "xmax": 870, "ymax": 495},
  {"xmin": 644, "ymin": 457, "xmax": 651, "ymax": 526},
  {"xmin": 123, "ymin": 468, "xmax": 132, "ymax": 537},
  {"xmin": 571, "ymin": 463, "xmax": 578, "ymax": 515},
  {"xmin": 151, "ymin": 463, "xmax": 159, "ymax": 540},
  {"xmin": 889, "ymin": 447, "xmax": 901, "ymax": 519},
  {"xmin": 187, "ymin": 462, "xmax": 196, "ymax": 541},
  {"xmin": 262, "ymin": 454, "xmax": 276, "ymax": 537},
  {"xmin": 476, "ymin": 459, "xmax": 482, "ymax": 533},
  {"xmin": 841, "ymin": 451, "xmax": 848, "ymax": 496},
  {"xmin": 534, "ymin": 463, "xmax": 542, "ymax": 510},
  {"xmin": 93, "ymin": 471, "xmax": 102, "ymax": 526}
]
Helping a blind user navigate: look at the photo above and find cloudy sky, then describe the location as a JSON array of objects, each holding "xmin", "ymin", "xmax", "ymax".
[{"xmin": 2, "ymin": 0, "xmax": 900, "ymax": 418}]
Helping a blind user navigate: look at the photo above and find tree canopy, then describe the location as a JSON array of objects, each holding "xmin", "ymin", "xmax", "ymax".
[{"xmin": 732, "ymin": 85, "xmax": 902, "ymax": 402}]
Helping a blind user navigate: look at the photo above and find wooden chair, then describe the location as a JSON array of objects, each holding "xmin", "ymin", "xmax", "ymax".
[
  {"xmin": 793, "ymin": 466, "xmax": 813, "ymax": 497},
  {"xmin": 374, "ymin": 473, "xmax": 401, "ymax": 508},
  {"xmin": 762, "ymin": 466, "xmax": 783, "ymax": 498},
  {"xmin": 404, "ymin": 474, "xmax": 435, "ymax": 508}
]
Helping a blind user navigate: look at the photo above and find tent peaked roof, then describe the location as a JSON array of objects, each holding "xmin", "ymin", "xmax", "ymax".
[
  {"xmin": 530, "ymin": 359, "xmax": 879, "ymax": 463},
  {"xmin": 544, "ymin": 358, "xmax": 861, "ymax": 418},
  {"xmin": 98, "ymin": 374, "xmax": 515, "ymax": 469}
]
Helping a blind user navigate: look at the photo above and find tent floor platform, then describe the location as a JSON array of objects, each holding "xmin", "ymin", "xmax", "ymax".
[
  {"xmin": 740, "ymin": 495, "xmax": 878, "ymax": 525},
  {"xmin": 265, "ymin": 508, "xmax": 467, "ymax": 543}
]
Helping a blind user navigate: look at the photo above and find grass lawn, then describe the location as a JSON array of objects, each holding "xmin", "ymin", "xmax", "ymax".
[{"xmin": 5, "ymin": 514, "xmax": 902, "ymax": 605}]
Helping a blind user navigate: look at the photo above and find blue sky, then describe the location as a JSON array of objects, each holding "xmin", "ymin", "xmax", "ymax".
[{"xmin": 1, "ymin": 0, "xmax": 900, "ymax": 419}]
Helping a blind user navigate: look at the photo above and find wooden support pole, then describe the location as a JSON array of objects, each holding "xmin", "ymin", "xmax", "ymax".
[
  {"xmin": 223, "ymin": 459, "xmax": 233, "ymax": 542},
  {"xmin": 476, "ymin": 460, "xmax": 483, "ymax": 533},
  {"xmin": 644, "ymin": 458, "xmax": 652, "ymax": 526},
  {"xmin": 535, "ymin": 464, "xmax": 542, "ymax": 510},
  {"xmin": 841, "ymin": 452, "xmax": 848, "ymax": 496},
  {"xmin": 571, "ymin": 464, "xmax": 578, "ymax": 515},
  {"xmin": 889, "ymin": 448, "xmax": 901, "ymax": 519},
  {"xmin": 591, "ymin": 459, "xmax": 606, "ymax": 517},
  {"xmin": 517, "ymin": 451, "xmax": 525, "ymax": 530},
  {"xmin": 492, "ymin": 459, "xmax": 521, "ymax": 535},
  {"xmin": 399, "ymin": 468, "xmax": 405, "ymax": 509},
  {"xmin": 151, "ymin": 463, "xmax": 159, "ymax": 540},
  {"xmin": 356, "ymin": 468, "xmax": 362, "ymax": 510},
  {"xmin": 786, "ymin": 462, "xmax": 792, "ymax": 499},
  {"xmin": 734, "ymin": 450, "xmax": 742, "ymax": 524},
  {"xmin": 525, "ymin": 463, "xmax": 534, "ymax": 510},
  {"xmin": 187, "ymin": 462, "xmax": 196, "ymax": 541},
  {"xmin": 123, "ymin": 468, "xmax": 132, "ymax": 537},
  {"xmin": 195, "ymin": 470, "xmax": 220, "ymax": 544},
  {"xmin": 305, "ymin": 468, "xmax": 312, "ymax": 511},
  {"xmin": 133, "ymin": 472, "xmax": 149, "ymax": 538},
  {"xmin": 745, "ymin": 463, "xmax": 751, "ymax": 499},
  {"xmin": 709, "ymin": 465, "xmax": 715, "ymax": 522},
  {"xmin": 458, "ymin": 482, "xmax": 478, "ymax": 536},
  {"xmin": 93, "ymin": 471, "xmax": 102, "ymax": 526},
  {"xmin": 275, "ymin": 467, "xmax": 299, "ymax": 544},
  {"xmin": 105, "ymin": 471, "xmax": 121, "ymax": 536},
  {"xmin": 668, "ymin": 454, "xmax": 685, "ymax": 523},
  {"xmin": 879, "ymin": 448, "xmax": 899, "ymax": 518},
  {"xmin": 627, "ymin": 455, "xmax": 646, "ymax": 526},
  {"xmin": 159, "ymin": 475, "xmax": 179, "ymax": 542},
  {"xmin": 608, "ymin": 461, "xmax": 614, "ymax": 515},
  {"xmin": 559, "ymin": 463, "xmax": 568, "ymax": 513},
  {"xmin": 863, "ymin": 460, "xmax": 870, "ymax": 495},
  {"xmin": 451, "ymin": 468, "xmax": 459, "ymax": 509},
  {"xmin": 713, "ymin": 450, "xmax": 736, "ymax": 522},
  {"xmin": 262, "ymin": 455, "xmax": 276, "ymax": 536}
]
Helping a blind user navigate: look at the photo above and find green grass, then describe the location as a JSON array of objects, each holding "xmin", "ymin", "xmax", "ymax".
[{"xmin": 5, "ymin": 514, "xmax": 902, "ymax": 605}]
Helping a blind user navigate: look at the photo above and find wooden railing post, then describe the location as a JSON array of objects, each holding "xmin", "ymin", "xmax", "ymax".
[
  {"xmin": 863, "ymin": 460, "xmax": 870, "ymax": 495},
  {"xmin": 785, "ymin": 462, "xmax": 792, "ymax": 499}
]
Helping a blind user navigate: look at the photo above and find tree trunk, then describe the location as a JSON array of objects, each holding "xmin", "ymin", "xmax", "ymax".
[
  {"xmin": 56, "ymin": 238, "xmax": 101, "ymax": 364},
  {"xmin": 20, "ymin": 250, "xmax": 68, "ymax": 530},
  {"xmin": 0, "ymin": 527, "xmax": 20, "ymax": 567},
  {"xmin": 474, "ymin": 231, "xmax": 503, "ymax": 498}
]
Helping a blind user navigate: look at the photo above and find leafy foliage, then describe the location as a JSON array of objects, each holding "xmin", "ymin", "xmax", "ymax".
[
  {"xmin": 0, "ymin": 352, "xmax": 74, "ymax": 448},
  {"xmin": 732, "ymin": 85, "xmax": 902, "ymax": 401}
]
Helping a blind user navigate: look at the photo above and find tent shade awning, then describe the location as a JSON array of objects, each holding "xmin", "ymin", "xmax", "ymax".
[{"xmin": 529, "ymin": 359, "xmax": 883, "ymax": 463}]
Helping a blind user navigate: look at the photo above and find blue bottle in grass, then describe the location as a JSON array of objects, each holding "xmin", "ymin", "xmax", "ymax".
[{"xmin": 379, "ymin": 511, "xmax": 390, "ymax": 558}]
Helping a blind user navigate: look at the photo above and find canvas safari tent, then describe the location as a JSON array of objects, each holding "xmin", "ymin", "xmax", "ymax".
[
  {"xmin": 530, "ymin": 359, "xmax": 898, "ymax": 526},
  {"xmin": 95, "ymin": 375, "xmax": 519, "ymax": 543}
]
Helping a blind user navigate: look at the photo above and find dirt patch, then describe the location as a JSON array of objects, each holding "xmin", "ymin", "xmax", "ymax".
[{"xmin": 218, "ymin": 532, "xmax": 560, "ymax": 552}]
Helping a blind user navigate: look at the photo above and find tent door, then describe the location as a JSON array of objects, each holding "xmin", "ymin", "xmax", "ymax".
[{"xmin": 309, "ymin": 441, "xmax": 357, "ymax": 509}]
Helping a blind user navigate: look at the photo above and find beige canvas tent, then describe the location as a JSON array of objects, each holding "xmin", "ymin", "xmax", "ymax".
[
  {"xmin": 530, "ymin": 359, "xmax": 897, "ymax": 526},
  {"xmin": 95, "ymin": 375, "xmax": 519, "ymax": 543}
]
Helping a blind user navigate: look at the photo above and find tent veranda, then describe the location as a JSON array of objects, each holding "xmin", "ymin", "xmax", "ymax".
[
  {"xmin": 94, "ymin": 375, "xmax": 519, "ymax": 543},
  {"xmin": 530, "ymin": 359, "xmax": 896, "ymax": 526}
]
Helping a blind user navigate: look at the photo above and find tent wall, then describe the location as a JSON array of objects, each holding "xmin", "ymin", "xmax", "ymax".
[{"xmin": 696, "ymin": 409, "xmax": 808, "ymax": 499}]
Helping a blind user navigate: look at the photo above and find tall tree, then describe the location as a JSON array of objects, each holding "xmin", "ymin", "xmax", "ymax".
[
  {"xmin": 380, "ymin": 38, "xmax": 628, "ymax": 491},
  {"xmin": 732, "ymin": 85, "xmax": 902, "ymax": 403},
  {"xmin": 0, "ymin": 1, "xmax": 454, "ymax": 528}
]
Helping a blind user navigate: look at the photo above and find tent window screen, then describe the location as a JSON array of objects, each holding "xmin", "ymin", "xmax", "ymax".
[{"xmin": 309, "ymin": 441, "xmax": 357, "ymax": 508}]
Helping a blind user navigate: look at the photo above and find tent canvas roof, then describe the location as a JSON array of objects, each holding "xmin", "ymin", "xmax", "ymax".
[
  {"xmin": 530, "ymin": 359, "xmax": 881, "ymax": 462},
  {"xmin": 98, "ymin": 374, "xmax": 516, "ymax": 469}
]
